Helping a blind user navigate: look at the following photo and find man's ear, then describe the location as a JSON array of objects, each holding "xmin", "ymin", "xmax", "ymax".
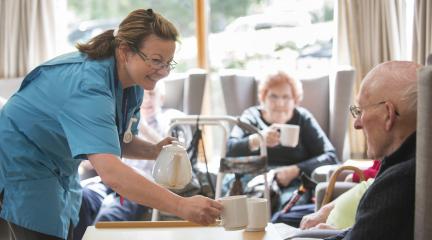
[{"xmin": 384, "ymin": 102, "xmax": 398, "ymax": 131}]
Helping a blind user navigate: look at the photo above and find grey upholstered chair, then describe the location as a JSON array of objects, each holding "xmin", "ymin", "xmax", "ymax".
[
  {"xmin": 426, "ymin": 53, "xmax": 432, "ymax": 66},
  {"xmin": 219, "ymin": 68, "xmax": 356, "ymax": 162},
  {"xmin": 415, "ymin": 65, "xmax": 432, "ymax": 239},
  {"xmin": 162, "ymin": 69, "xmax": 207, "ymax": 115}
]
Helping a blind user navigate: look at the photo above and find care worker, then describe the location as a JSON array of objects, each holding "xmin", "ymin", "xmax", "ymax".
[{"xmin": 0, "ymin": 9, "xmax": 222, "ymax": 240}]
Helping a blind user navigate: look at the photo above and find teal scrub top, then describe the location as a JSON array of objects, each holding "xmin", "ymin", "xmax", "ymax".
[{"xmin": 0, "ymin": 52, "xmax": 143, "ymax": 238}]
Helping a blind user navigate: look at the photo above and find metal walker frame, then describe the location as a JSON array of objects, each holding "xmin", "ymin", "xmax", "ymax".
[{"xmin": 151, "ymin": 115, "xmax": 270, "ymax": 221}]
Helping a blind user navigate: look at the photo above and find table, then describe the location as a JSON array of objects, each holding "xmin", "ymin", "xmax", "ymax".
[{"xmin": 82, "ymin": 221, "xmax": 283, "ymax": 240}]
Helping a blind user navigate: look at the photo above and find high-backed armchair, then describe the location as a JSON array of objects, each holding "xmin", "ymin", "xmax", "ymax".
[
  {"xmin": 219, "ymin": 68, "xmax": 356, "ymax": 162},
  {"xmin": 426, "ymin": 53, "xmax": 432, "ymax": 66},
  {"xmin": 415, "ymin": 65, "xmax": 432, "ymax": 239},
  {"xmin": 162, "ymin": 69, "xmax": 207, "ymax": 115}
]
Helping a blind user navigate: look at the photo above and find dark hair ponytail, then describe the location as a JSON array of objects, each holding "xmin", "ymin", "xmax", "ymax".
[
  {"xmin": 77, "ymin": 9, "xmax": 178, "ymax": 60},
  {"xmin": 76, "ymin": 30, "xmax": 116, "ymax": 59}
]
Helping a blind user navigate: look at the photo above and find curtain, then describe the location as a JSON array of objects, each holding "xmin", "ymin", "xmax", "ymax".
[
  {"xmin": 0, "ymin": 0, "xmax": 57, "ymax": 78},
  {"xmin": 334, "ymin": 0, "xmax": 406, "ymax": 158},
  {"xmin": 412, "ymin": 0, "xmax": 432, "ymax": 64}
]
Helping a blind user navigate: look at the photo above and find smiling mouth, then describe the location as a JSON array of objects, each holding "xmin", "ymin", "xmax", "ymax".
[{"xmin": 146, "ymin": 76, "xmax": 157, "ymax": 82}]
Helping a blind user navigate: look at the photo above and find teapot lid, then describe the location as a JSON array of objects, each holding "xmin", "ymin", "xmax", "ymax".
[{"xmin": 163, "ymin": 140, "xmax": 186, "ymax": 150}]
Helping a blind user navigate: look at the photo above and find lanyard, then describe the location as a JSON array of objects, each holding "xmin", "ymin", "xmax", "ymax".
[
  {"xmin": 113, "ymin": 61, "xmax": 128, "ymax": 206},
  {"xmin": 113, "ymin": 63, "xmax": 129, "ymax": 157}
]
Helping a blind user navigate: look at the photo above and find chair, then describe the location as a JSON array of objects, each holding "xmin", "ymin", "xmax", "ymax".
[
  {"xmin": 315, "ymin": 165, "xmax": 364, "ymax": 210},
  {"xmin": 162, "ymin": 69, "xmax": 207, "ymax": 114},
  {"xmin": 426, "ymin": 53, "xmax": 432, "ymax": 66},
  {"xmin": 219, "ymin": 68, "xmax": 356, "ymax": 162},
  {"xmin": 415, "ymin": 65, "xmax": 432, "ymax": 239}
]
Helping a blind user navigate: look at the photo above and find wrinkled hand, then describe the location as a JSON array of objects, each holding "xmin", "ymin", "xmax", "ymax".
[
  {"xmin": 300, "ymin": 202, "xmax": 334, "ymax": 229},
  {"xmin": 261, "ymin": 126, "xmax": 280, "ymax": 147},
  {"xmin": 177, "ymin": 195, "xmax": 223, "ymax": 225},
  {"xmin": 275, "ymin": 165, "xmax": 300, "ymax": 187},
  {"xmin": 311, "ymin": 223, "xmax": 337, "ymax": 230},
  {"xmin": 300, "ymin": 210, "xmax": 328, "ymax": 229}
]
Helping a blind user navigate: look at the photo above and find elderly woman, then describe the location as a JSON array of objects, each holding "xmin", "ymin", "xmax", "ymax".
[{"xmin": 225, "ymin": 71, "xmax": 338, "ymax": 213}]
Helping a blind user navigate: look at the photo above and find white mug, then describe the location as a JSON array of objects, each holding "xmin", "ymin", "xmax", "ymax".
[
  {"xmin": 219, "ymin": 195, "xmax": 248, "ymax": 231},
  {"xmin": 274, "ymin": 124, "xmax": 300, "ymax": 147},
  {"xmin": 246, "ymin": 197, "xmax": 268, "ymax": 231}
]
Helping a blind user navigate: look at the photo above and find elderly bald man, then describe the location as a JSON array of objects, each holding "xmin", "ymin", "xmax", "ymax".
[{"xmin": 324, "ymin": 61, "xmax": 422, "ymax": 240}]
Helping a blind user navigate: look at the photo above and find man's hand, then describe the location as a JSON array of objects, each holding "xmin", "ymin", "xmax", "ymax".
[
  {"xmin": 300, "ymin": 202, "xmax": 335, "ymax": 229},
  {"xmin": 176, "ymin": 195, "xmax": 223, "ymax": 225},
  {"xmin": 311, "ymin": 223, "xmax": 337, "ymax": 230},
  {"xmin": 275, "ymin": 165, "xmax": 300, "ymax": 187},
  {"xmin": 300, "ymin": 210, "xmax": 328, "ymax": 229}
]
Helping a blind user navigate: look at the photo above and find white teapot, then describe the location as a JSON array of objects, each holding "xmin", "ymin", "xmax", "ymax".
[{"xmin": 152, "ymin": 141, "xmax": 192, "ymax": 189}]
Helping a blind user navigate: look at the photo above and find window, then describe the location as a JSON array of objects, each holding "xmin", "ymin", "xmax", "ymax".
[
  {"xmin": 208, "ymin": 0, "xmax": 334, "ymax": 76},
  {"xmin": 64, "ymin": 0, "xmax": 196, "ymax": 72}
]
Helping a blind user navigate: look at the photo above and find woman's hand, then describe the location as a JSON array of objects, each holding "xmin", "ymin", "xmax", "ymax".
[
  {"xmin": 262, "ymin": 126, "xmax": 280, "ymax": 147},
  {"xmin": 275, "ymin": 165, "xmax": 300, "ymax": 187},
  {"xmin": 150, "ymin": 136, "xmax": 176, "ymax": 159},
  {"xmin": 248, "ymin": 126, "xmax": 280, "ymax": 150},
  {"xmin": 176, "ymin": 195, "xmax": 223, "ymax": 225}
]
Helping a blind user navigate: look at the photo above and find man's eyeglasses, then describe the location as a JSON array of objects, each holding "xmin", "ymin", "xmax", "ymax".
[
  {"xmin": 349, "ymin": 101, "xmax": 400, "ymax": 118},
  {"xmin": 132, "ymin": 47, "xmax": 177, "ymax": 71}
]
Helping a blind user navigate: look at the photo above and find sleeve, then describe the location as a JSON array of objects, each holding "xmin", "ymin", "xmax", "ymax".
[
  {"xmin": 296, "ymin": 109, "xmax": 338, "ymax": 175},
  {"xmin": 226, "ymin": 107, "xmax": 260, "ymax": 157},
  {"xmin": 326, "ymin": 180, "xmax": 372, "ymax": 229},
  {"xmin": 352, "ymin": 159, "xmax": 381, "ymax": 182},
  {"xmin": 58, "ymin": 82, "xmax": 121, "ymax": 159},
  {"xmin": 345, "ymin": 161, "xmax": 415, "ymax": 239}
]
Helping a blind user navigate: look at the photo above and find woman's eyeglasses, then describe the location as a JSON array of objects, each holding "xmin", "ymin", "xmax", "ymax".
[{"xmin": 132, "ymin": 47, "xmax": 177, "ymax": 71}]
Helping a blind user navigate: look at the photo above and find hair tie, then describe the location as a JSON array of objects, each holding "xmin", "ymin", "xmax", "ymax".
[{"xmin": 113, "ymin": 28, "xmax": 119, "ymax": 37}]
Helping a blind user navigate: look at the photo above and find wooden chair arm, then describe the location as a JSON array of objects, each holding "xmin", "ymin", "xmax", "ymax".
[{"xmin": 320, "ymin": 165, "xmax": 365, "ymax": 208}]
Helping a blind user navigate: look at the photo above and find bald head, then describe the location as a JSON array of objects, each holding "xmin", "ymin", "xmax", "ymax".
[
  {"xmin": 355, "ymin": 61, "xmax": 422, "ymax": 159},
  {"xmin": 360, "ymin": 61, "xmax": 422, "ymax": 117}
]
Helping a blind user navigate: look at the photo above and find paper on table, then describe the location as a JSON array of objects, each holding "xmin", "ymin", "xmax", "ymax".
[{"xmin": 273, "ymin": 223, "xmax": 342, "ymax": 240}]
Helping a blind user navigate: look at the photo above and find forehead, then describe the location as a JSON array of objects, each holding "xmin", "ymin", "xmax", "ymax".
[
  {"xmin": 357, "ymin": 72, "xmax": 380, "ymax": 104},
  {"xmin": 140, "ymin": 34, "xmax": 176, "ymax": 57},
  {"xmin": 267, "ymin": 82, "xmax": 292, "ymax": 94}
]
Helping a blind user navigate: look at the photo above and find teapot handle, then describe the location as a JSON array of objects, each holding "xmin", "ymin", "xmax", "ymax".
[{"xmin": 169, "ymin": 153, "xmax": 183, "ymax": 188}]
